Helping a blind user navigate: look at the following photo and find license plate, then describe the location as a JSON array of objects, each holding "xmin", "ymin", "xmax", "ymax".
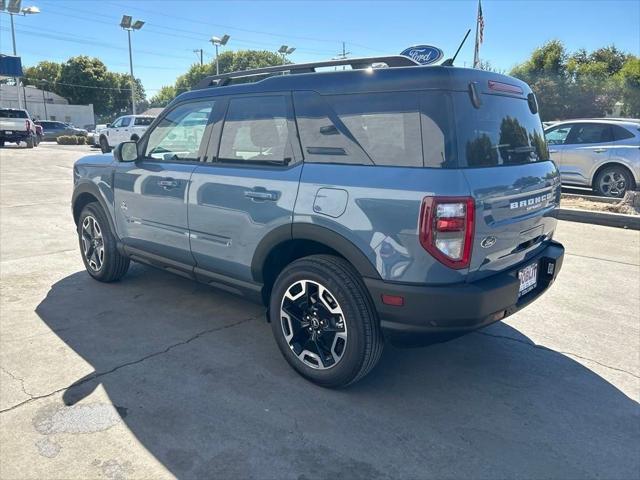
[
  {"xmin": 518, "ymin": 263, "xmax": 538, "ymax": 297},
  {"xmin": 5, "ymin": 131, "xmax": 12, "ymax": 135}
]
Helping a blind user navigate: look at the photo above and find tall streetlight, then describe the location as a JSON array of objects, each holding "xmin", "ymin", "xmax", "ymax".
[
  {"xmin": 0, "ymin": 0, "xmax": 41, "ymax": 108},
  {"xmin": 120, "ymin": 15, "xmax": 144, "ymax": 115},
  {"xmin": 209, "ymin": 34, "xmax": 229, "ymax": 75},
  {"xmin": 278, "ymin": 45, "xmax": 296, "ymax": 65}
]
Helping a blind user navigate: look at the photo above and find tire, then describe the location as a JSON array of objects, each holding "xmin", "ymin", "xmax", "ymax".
[
  {"xmin": 594, "ymin": 165, "xmax": 634, "ymax": 198},
  {"xmin": 0, "ymin": 140, "xmax": 4, "ymax": 147},
  {"xmin": 131, "ymin": 135, "xmax": 139, "ymax": 142},
  {"xmin": 269, "ymin": 254, "xmax": 383, "ymax": 388},
  {"xmin": 25, "ymin": 136, "xmax": 34, "ymax": 149},
  {"xmin": 99, "ymin": 136, "xmax": 111, "ymax": 154},
  {"xmin": 78, "ymin": 202, "xmax": 130, "ymax": 282}
]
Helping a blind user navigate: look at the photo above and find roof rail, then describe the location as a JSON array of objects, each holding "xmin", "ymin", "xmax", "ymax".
[{"xmin": 194, "ymin": 55, "xmax": 420, "ymax": 89}]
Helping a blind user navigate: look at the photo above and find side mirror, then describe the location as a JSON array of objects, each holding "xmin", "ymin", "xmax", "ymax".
[
  {"xmin": 114, "ymin": 141, "xmax": 139, "ymax": 162},
  {"xmin": 106, "ymin": 123, "xmax": 111, "ymax": 128}
]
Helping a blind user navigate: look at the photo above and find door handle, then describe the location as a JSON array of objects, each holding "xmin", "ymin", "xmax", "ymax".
[
  {"xmin": 244, "ymin": 189, "xmax": 279, "ymax": 201},
  {"xmin": 158, "ymin": 178, "xmax": 179, "ymax": 189},
  {"xmin": 593, "ymin": 148, "xmax": 607, "ymax": 153}
]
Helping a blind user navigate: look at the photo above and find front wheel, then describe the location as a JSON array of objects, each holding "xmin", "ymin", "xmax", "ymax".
[
  {"xmin": 269, "ymin": 255, "xmax": 383, "ymax": 388},
  {"xmin": 595, "ymin": 166, "xmax": 633, "ymax": 198},
  {"xmin": 78, "ymin": 202, "xmax": 130, "ymax": 282},
  {"xmin": 99, "ymin": 136, "xmax": 111, "ymax": 154}
]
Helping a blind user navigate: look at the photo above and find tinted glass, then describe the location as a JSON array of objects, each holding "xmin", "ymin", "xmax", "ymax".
[
  {"xmin": 567, "ymin": 123, "xmax": 612, "ymax": 144},
  {"xmin": 455, "ymin": 93, "xmax": 549, "ymax": 167},
  {"xmin": 545, "ymin": 125, "xmax": 572, "ymax": 145},
  {"xmin": 329, "ymin": 93, "xmax": 423, "ymax": 167},
  {"xmin": 293, "ymin": 91, "xmax": 372, "ymax": 165},
  {"xmin": 120, "ymin": 117, "xmax": 131, "ymax": 127},
  {"xmin": 218, "ymin": 96, "xmax": 292, "ymax": 163},
  {"xmin": 145, "ymin": 100, "xmax": 213, "ymax": 161},
  {"xmin": 0, "ymin": 110, "xmax": 27, "ymax": 119},
  {"xmin": 611, "ymin": 124, "xmax": 635, "ymax": 141},
  {"xmin": 111, "ymin": 118, "xmax": 122, "ymax": 128},
  {"xmin": 134, "ymin": 117, "xmax": 154, "ymax": 126}
]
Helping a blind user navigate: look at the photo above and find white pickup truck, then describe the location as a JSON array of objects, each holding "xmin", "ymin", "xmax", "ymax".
[
  {"xmin": 0, "ymin": 108, "xmax": 38, "ymax": 148},
  {"xmin": 97, "ymin": 115, "xmax": 155, "ymax": 153}
]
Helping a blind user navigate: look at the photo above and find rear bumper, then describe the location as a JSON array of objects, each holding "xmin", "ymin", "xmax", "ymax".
[
  {"xmin": 365, "ymin": 241, "xmax": 564, "ymax": 344},
  {"xmin": 0, "ymin": 131, "xmax": 31, "ymax": 142}
]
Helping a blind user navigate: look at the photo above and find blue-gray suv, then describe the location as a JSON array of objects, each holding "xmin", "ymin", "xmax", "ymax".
[{"xmin": 72, "ymin": 56, "xmax": 564, "ymax": 387}]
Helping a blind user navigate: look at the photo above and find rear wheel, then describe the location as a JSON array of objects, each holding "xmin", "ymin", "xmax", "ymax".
[
  {"xmin": 25, "ymin": 136, "xmax": 35, "ymax": 149},
  {"xmin": 0, "ymin": 140, "xmax": 4, "ymax": 147},
  {"xmin": 99, "ymin": 136, "xmax": 111, "ymax": 154},
  {"xmin": 269, "ymin": 255, "xmax": 383, "ymax": 388},
  {"xmin": 595, "ymin": 165, "xmax": 633, "ymax": 197},
  {"xmin": 78, "ymin": 202, "xmax": 130, "ymax": 282}
]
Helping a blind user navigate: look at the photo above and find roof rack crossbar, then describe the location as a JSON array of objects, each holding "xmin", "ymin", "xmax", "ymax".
[{"xmin": 194, "ymin": 55, "xmax": 420, "ymax": 89}]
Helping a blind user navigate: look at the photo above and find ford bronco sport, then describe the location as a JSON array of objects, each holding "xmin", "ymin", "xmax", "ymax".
[{"xmin": 72, "ymin": 56, "xmax": 564, "ymax": 387}]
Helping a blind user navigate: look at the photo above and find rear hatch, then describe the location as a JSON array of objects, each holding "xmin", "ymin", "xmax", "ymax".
[{"xmin": 452, "ymin": 83, "xmax": 560, "ymax": 282}]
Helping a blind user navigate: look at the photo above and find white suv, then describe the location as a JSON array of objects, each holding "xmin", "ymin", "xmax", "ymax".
[
  {"xmin": 545, "ymin": 119, "xmax": 640, "ymax": 197},
  {"xmin": 98, "ymin": 115, "xmax": 155, "ymax": 153}
]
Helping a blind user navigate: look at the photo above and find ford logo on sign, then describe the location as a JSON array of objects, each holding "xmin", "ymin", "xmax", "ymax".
[{"xmin": 400, "ymin": 45, "xmax": 444, "ymax": 65}]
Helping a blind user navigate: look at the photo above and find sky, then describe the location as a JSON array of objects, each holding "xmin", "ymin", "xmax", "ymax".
[{"xmin": 1, "ymin": 0, "xmax": 639, "ymax": 98}]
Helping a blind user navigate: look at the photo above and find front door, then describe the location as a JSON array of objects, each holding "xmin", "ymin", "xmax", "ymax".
[
  {"xmin": 188, "ymin": 94, "xmax": 303, "ymax": 285},
  {"xmin": 113, "ymin": 99, "xmax": 216, "ymax": 269},
  {"xmin": 561, "ymin": 123, "xmax": 613, "ymax": 185}
]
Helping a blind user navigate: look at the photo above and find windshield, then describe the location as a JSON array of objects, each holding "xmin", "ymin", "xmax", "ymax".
[
  {"xmin": 0, "ymin": 109, "xmax": 28, "ymax": 119},
  {"xmin": 454, "ymin": 93, "xmax": 549, "ymax": 167}
]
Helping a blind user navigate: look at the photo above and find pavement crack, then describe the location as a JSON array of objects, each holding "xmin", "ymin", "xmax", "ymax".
[
  {"xmin": 0, "ymin": 366, "xmax": 35, "ymax": 400},
  {"xmin": 0, "ymin": 314, "xmax": 260, "ymax": 414},
  {"xmin": 474, "ymin": 331, "xmax": 640, "ymax": 379},
  {"xmin": 565, "ymin": 252, "xmax": 639, "ymax": 267}
]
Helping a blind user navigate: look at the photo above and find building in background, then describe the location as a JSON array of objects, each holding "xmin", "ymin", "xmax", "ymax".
[{"xmin": 0, "ymin": 84, "xmax": 95, "ymax": 129}]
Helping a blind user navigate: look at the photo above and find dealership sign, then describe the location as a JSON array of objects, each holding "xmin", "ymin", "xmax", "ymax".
[{"xmin": 400, "ymin": 45, "xmax": 444, "ymax": 65}]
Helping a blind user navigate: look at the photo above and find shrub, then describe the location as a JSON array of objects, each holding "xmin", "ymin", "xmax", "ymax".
[
  {"xmin": 57, "ymin": 135, "xmax": 77, "ymax": 145},
  {"xmin": 76, "ymin": 136, "xmax": 87, "ymax": 145}
]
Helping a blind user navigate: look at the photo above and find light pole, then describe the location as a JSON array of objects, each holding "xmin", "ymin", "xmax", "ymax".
[
  {"xmin": 278, "ymin": 45, "xmax": 296, "ymax": 65},
  {"xmin": 120, "ymin": 15, "xmax": 144, "ymax": 115},
  {"xmin": 209, "ymin": 34, "xmax": 230, "ymax": 75},
  {"xmin": 0, "ymin": 1, "xmax": 41, "ymax": 109}
]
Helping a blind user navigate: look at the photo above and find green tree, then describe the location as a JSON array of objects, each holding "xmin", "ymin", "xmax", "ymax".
[
  {"xmin": 23, "ymin": 61, "xmax": 62, "ymax": 91},
  {"xmin": 149, "ymin": 85, "xmax": 177, "ymax": 107},
  {"xmin": 174, "ymin": 50, "xmax": 285, "ymax": 92},
  {"xmin": 616, "ymin": 57, "xmax": 640, "ymax": 117}
]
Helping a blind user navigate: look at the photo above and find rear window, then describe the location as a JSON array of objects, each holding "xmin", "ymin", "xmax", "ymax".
[
  {"xmin": 454, "ymin": 93, "xmax": 549, "ymax": 167},
  {"xmin": 135, "ymin": 117, "xmax": 154, "ymax": 126},
  {"xmin": 0, "ymin": 109, "xmax": 27, "ymax": 119}
]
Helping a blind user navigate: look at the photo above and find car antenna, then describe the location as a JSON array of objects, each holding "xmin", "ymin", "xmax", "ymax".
[{"xmin": 441, "ymin": 29, "xmax": 471, "ymax": 66}]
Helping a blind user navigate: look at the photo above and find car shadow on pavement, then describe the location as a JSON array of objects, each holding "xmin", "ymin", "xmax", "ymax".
[{"xmin": 35, "ymin": 266, "xmax": 639, "ymax": 479}]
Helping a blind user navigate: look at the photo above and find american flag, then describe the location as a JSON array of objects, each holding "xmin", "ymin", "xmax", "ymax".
[{"xmin": 477, "ymin": 0, "xmax": 484, "ymax": 45}]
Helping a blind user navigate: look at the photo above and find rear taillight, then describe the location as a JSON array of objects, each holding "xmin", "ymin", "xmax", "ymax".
[
  {"xmin": 25, "ymin": 120, "xmax": 31, "ymax": 133},
  {"xmin": 419, "ymin": 196, "xmax": 475, "ymax": 269}
]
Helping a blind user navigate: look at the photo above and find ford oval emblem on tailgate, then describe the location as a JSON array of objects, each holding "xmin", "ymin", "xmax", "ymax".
[{"xmin": 481, "ymin": 236, "xmax": 497, "ymax": 248}]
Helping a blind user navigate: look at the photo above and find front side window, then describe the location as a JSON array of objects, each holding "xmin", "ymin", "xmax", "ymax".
[
  {"xmin": 120, "ymin": 117, "xmax": 131, "ymax": 127},
  {"xmin": 567, "ymin": 123, "xmax": 612, "ymax": 145},
  {"xmin": 545, "ymin": 125, "xmax": 572, "ymax": 145},
  {"xmin": 218, "ymin": 95, "xmax": 292, "ymax": 164},
  {"xmin": 145, "ymin": 100, "xmax": 214, "ymax": 161},
  {"xmin": 111, "ymin": 118, "xmax": 123, "ymax": 128}
]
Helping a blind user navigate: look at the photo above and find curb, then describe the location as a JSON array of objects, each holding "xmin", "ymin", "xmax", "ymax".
[
  {"xmin": 558, "ymin": 208, "xmax": 640, "ymax": 230},
  {"xmin": 561, "ymin": 193, "xmax": 620, "ymax": 204}
]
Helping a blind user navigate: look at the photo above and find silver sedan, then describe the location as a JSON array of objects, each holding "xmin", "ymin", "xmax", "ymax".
[{"xmin": 545, "ymin": 119, "xmax": 640, "ymax": 197}]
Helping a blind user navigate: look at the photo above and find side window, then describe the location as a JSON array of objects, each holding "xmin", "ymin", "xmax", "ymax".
[
  {"xmin": 135, "ymin": 117, "xmax": 154, "ymax": 126},
  {"xmin": 145, "ymin": 100, "xmax": 214, "ymax": 161},
  {"xmin": 611, "ymin": 125, "xmax": 635, "ymax": 141},
  {"xmin": 328, "ymin": 92, "xmax": 423, "ymax": 167},
  {"xmin": 120, "ymin": 117, "xmax": 131, "ymax": 127},
  {"xmin": 545, "ymin": 125, "xmax": 572, "ymax": 145},
  {"xmin": 111, "ymin": 118, "xmax": 122, "ymax": 128},
  {"xmin": 294, "ymin": 91, "xmax": 372, "ymax": 165},
  {"xmin": 567, "ymin": 123, "xmax": 612, "ymax": 145},
  {"xmin": 218, "ymin": 95, "xmax": 293, "ymax": 164}
]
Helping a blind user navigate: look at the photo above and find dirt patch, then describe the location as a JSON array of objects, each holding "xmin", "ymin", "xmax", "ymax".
[{"xmin": 561, "ymin": 192, "xmax": 640, "ymax": 216}]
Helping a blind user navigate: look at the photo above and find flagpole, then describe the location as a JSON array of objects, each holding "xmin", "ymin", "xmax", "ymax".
[{"xmin": 473, "ymin": 0, "xmax": 481, "ymax": 68}]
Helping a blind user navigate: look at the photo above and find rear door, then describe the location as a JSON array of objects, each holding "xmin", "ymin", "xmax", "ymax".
[
  {"xmin": 113, "ymin": 99, "xmax": 216, "ymax": 269},
  {"xmin": 188, "ymin": 93, "xmax": 303, "ymax": 285},
  {"xmin": 561, "ymin": 123, "xmax": 613, "ymax": 185},
  {"xmin": 452, "ymin": 89, "xmax": 561, "ymax": 281}
]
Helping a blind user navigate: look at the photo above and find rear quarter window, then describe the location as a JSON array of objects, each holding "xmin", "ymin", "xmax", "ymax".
[{"xmin": 611, "ymin": 125, "xmax": 636, "ymax": 141}]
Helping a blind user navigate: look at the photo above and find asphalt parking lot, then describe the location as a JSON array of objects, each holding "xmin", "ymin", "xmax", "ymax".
[{"xmin": 1, "ymin": 143, "xmax": 639, "ymax": 479}]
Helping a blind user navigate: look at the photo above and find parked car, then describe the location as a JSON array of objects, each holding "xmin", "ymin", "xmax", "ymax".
[
  {"xmin": 72, "ymin": 56, "xmax": 564, "ymax": 387},
  {"xmin": 97, "ymin": 115, "xmax": 155, "ymax": 153},
  {"xmin": 545, "ymin": 118, "xmax": 640, "ymax": 197},
  {"xmin": 0, "ymin": 108, "xmax": 37, "ymax": 148},
  {"xmin": 35, "ymin": 120, "xmax": 88, "ymax": 142}
]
